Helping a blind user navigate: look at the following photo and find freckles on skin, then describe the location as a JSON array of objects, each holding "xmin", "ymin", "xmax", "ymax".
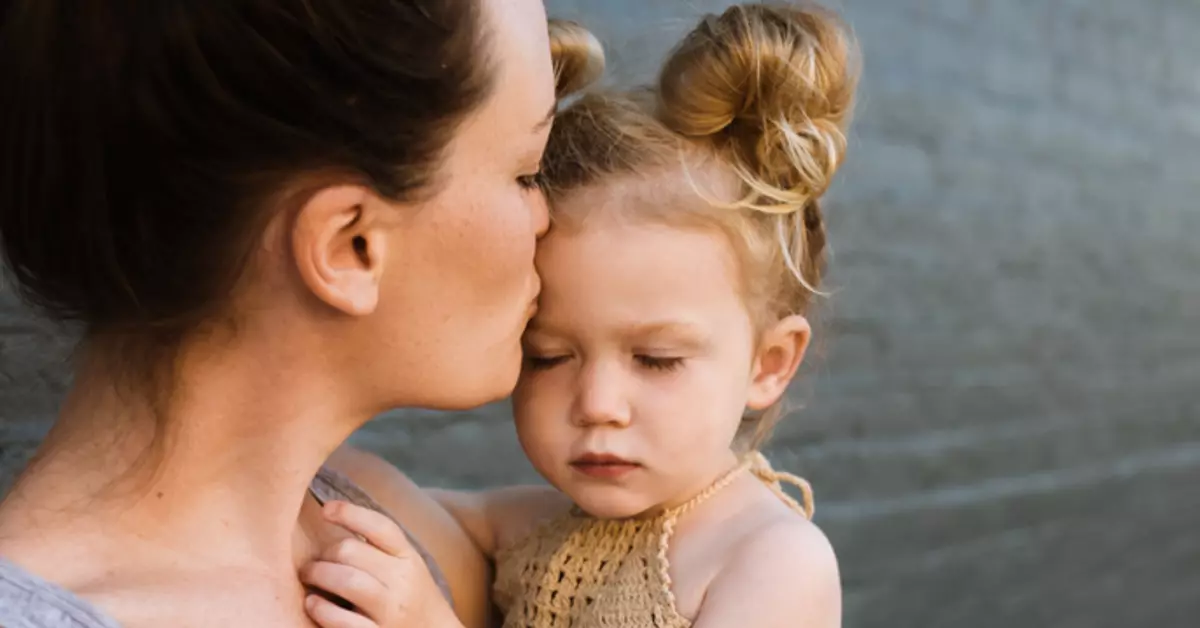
[{"xmin": 422, "ymin": 190, "xmax": 499, "ymax": 282}]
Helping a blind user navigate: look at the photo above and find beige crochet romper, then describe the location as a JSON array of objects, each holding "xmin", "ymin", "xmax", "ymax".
[{"xmin": 492, "ymin": 452, "xmax": 815, "ymax": 628}]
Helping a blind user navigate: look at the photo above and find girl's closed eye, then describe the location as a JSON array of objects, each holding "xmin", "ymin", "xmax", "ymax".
[
  {"xmin": 634, "ymin": 354, "xmax": 684, "ymax": 372},
  {"xmin": 524, "ymin": 352, "xmax": 570, "ymax": 370}
]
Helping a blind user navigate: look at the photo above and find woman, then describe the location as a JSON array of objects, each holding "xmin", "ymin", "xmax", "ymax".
[{"xmin": 0, "ymin": 0, "xmax": 593, "ymax": 626}]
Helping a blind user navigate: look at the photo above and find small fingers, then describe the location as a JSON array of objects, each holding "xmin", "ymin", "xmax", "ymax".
[
  {"xmin": 305, "ymin": 594, "xmax": 378, "ymax": 628},
  {"xmin": 323, "ymin": 501, "xmax": 412, "ymax": 558},
  {"xmin": 322, "ymin": 537, "xmax": 414, "ymax": 594},
  {"xmin": 301, "ymin": 560, "xmax": 387, "ymax": 621}
]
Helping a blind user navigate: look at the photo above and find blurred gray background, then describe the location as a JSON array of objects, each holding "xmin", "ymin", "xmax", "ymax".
[{"xmin": 2, "ymin": 0, "xmax": 1198, "ymax": 626}]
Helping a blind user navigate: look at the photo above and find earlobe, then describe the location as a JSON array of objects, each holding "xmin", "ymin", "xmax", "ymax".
[
  {"xmin": 746, "ymin": 315, "xmax": 812, "ymax": 410},
  {"xmin": 291, "ymin": 185, "xmax": 386, "ymax": 317}
]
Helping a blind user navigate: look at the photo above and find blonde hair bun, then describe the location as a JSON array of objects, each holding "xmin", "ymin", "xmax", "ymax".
[
  {"xmin": 549, "ymin": 19, "xmax": 606, "ymax": 98},
  {"xmin": 657, "ymin": 3, "xmax": 859, "ymax": 212}
]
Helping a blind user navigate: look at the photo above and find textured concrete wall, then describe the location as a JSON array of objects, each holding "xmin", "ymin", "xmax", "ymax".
[{"xmin": 2, "ymin": 1, "xmax": 1198, "ymax": 626}]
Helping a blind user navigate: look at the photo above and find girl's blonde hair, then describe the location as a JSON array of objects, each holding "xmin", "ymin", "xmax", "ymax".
[
  {"xmin": 542, "ymin": 3, "xmax": 860, "ymax": 449},
  {"xmin": 549, "ymin": 19, "xmax": 606, "ymax": 98}
]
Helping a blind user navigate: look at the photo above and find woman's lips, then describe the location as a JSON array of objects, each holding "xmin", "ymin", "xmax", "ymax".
[{"xmin": 570, "ymin": 453, "xmax": 641, "ymax": 479}]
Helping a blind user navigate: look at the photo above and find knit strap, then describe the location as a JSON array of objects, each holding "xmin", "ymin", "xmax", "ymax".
[
  {"xmin": 652, "ymin": 453, "xmax": 815, "ymax": 624},
  {"xmin": 662, "ymin": 457, "xmax": 754, "ymax": 521},
  {"xmin": 654, "ymin": 457, "xmax": 753, "ymax": 622},
  {"xmin": 747, "ymin": 451, "xmax": 815, "ymax": 519}
]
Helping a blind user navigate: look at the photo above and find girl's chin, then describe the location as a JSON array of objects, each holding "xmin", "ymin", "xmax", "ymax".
[{"xmin": 568, "ymin": 491, "xmax": 657, "ymax": 521}]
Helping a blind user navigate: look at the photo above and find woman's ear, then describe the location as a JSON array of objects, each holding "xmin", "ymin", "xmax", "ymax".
[
  {"xmin": 291, "ymin": 185, "xmax": 390, "ymax": 316},
  {"xmin": 746, "ymin": 315, "xmax": 812, "ymax": 410}
]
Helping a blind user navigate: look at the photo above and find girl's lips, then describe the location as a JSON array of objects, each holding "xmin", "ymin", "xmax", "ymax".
[{"xmin": 570, "ymin": 453, "xmax": 640, "ymax": 479}]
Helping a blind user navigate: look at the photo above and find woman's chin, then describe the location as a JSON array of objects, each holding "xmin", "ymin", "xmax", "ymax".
[{"xmin": 429, "ymin": 360, "xmax": 522, "ymax": 411}]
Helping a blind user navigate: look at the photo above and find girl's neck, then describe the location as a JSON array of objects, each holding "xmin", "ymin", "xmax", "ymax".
[{"xmin": 0, "ymin": 330, "xmax": 367, "ymax": 582}]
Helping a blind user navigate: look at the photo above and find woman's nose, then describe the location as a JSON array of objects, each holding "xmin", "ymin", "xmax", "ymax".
[{"xmin": 530, "ymin": 188, "xmax": 550, "ymax": 239}]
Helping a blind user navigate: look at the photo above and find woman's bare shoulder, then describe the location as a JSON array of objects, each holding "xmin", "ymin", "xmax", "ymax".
[{"xmin": 323, "ymin": 443, "xmax": 423, "ymax": 505}]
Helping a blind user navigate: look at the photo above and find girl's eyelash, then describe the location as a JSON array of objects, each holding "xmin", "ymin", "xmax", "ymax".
[
  {"xmin": 635, "ymin": 355, "xmax": 684, "ymax": 372},
  {"xmin": 525, "ymin": 354, "xmax": 568, "ymax": 370},
  {"xmin": 524, "ymin": 353, "xmax": 683, "ymax": 372}
]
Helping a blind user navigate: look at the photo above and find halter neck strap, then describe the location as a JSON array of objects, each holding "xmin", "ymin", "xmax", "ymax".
[
  {"xmin": 746, "ymin": 450, "xmax": 815, "ymax": 519},
  {"xmin": 662, "ymin": 456, "xmax": 755, "ymax": 520},
  {"xmin": 652, "ymin": 452, "xmax": 815, "ymax": 618},
  {"xmin": 662, "ymin": 451, "xmax": 814, "ymax": 521}
]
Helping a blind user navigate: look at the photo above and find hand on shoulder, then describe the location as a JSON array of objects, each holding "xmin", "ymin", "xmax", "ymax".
[
  {"xmin": 323, "ymin": 444, "xmax": 493, "ymax": 628},
  {"xmin": 302, "ymin": 500, "xmax": 465, "ymax": 628}
]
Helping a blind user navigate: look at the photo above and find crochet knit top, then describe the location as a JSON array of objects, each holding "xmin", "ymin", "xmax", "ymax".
[{"xmin": 492, "ymin": 452, "xmax": 815, "ymax": 628}]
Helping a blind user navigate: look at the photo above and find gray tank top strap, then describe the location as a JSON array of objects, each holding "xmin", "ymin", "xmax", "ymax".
[
  {"xmin": 309, "ymin": 466, "xmax": 455, "ymax": 608},
  {"xmin": 0, "ymin": 557, "xmax": 120, "ymax": 628}
]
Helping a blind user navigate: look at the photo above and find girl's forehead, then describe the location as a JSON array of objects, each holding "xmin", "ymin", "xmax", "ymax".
[
  {"xmin": 551, "ymin": 154, "xmax": 742, "ymax": 223},
  {"xmin": 536, "ymin": 219, "xmax": 743, "ymax": 299}
]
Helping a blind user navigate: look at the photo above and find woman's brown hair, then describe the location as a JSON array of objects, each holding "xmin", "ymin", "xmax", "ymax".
[{"xmin": 0, "ymin": 2, "xmax": 600, "ymax": 376}]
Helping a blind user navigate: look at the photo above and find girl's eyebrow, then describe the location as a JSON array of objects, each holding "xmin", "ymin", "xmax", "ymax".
[
  {"xmin": 525, "ymin": 319, "xmax": 711, "ymax": 349},
  {"xmin": 621, "ymin": 320, "xmax": 710, "ymax": 349}
]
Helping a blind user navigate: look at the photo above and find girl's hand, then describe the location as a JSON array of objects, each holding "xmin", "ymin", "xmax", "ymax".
[{"xmin": 300, "ymin": 500, "xmax": 464, "ymax": 628}]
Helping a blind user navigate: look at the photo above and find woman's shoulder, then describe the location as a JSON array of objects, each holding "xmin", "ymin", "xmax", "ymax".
[
  {"xmin": 0, "ymin": 557, "xmax": 120, "ymax": 628},
  {"xmin": 322, "ymin": 444, "xmax": 494, "ymax": 628},
  {"xmin": 321, "ymin": 445, "xmax": 464, "ymax": 543}
]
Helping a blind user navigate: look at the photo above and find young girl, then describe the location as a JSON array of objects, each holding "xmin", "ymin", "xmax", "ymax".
[{"xmin": 305, "ymin": 3, "xmax": 858, "ymax": 627}]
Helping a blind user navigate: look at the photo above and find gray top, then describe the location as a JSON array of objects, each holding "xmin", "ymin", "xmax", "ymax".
[
  {"xmin": 0, "ymin": 558, "xmax": 118, "ymax": 628},
  {"xmin": 0, "ymin": 467, "xmax": 451, "ymax": 627}
]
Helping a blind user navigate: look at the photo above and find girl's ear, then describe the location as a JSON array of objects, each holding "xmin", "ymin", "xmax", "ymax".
[{"xmin": 746, "ymin": 315, "xmax": 811, "ymax": 410}]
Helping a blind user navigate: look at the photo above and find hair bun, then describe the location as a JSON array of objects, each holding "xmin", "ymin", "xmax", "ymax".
[
  {"xmin": 549, "ymin": 19, "xmax": 605, "ymax": 98},
  {"xmin": 657, "ymin": 3, "xmax": 859, "ymax": 211}
]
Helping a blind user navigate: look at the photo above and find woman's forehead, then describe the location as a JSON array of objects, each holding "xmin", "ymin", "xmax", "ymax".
[{"xmin": 482, "ymin": 0, "xmax": 556, "ymax": 117}]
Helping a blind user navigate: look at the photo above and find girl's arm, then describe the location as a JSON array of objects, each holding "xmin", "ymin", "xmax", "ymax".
[
  {"xmin": 427, "ymin": 485, "xmax": 572, "ymax": 557},
  {"xmin": 692, "ymin": 519, "xmax": 842, "ymax": 628}
]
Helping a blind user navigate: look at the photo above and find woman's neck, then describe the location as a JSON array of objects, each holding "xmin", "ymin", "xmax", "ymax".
[{"xmin": 0, "ymin": 329, "xmax": 368, "ymax": 579}]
